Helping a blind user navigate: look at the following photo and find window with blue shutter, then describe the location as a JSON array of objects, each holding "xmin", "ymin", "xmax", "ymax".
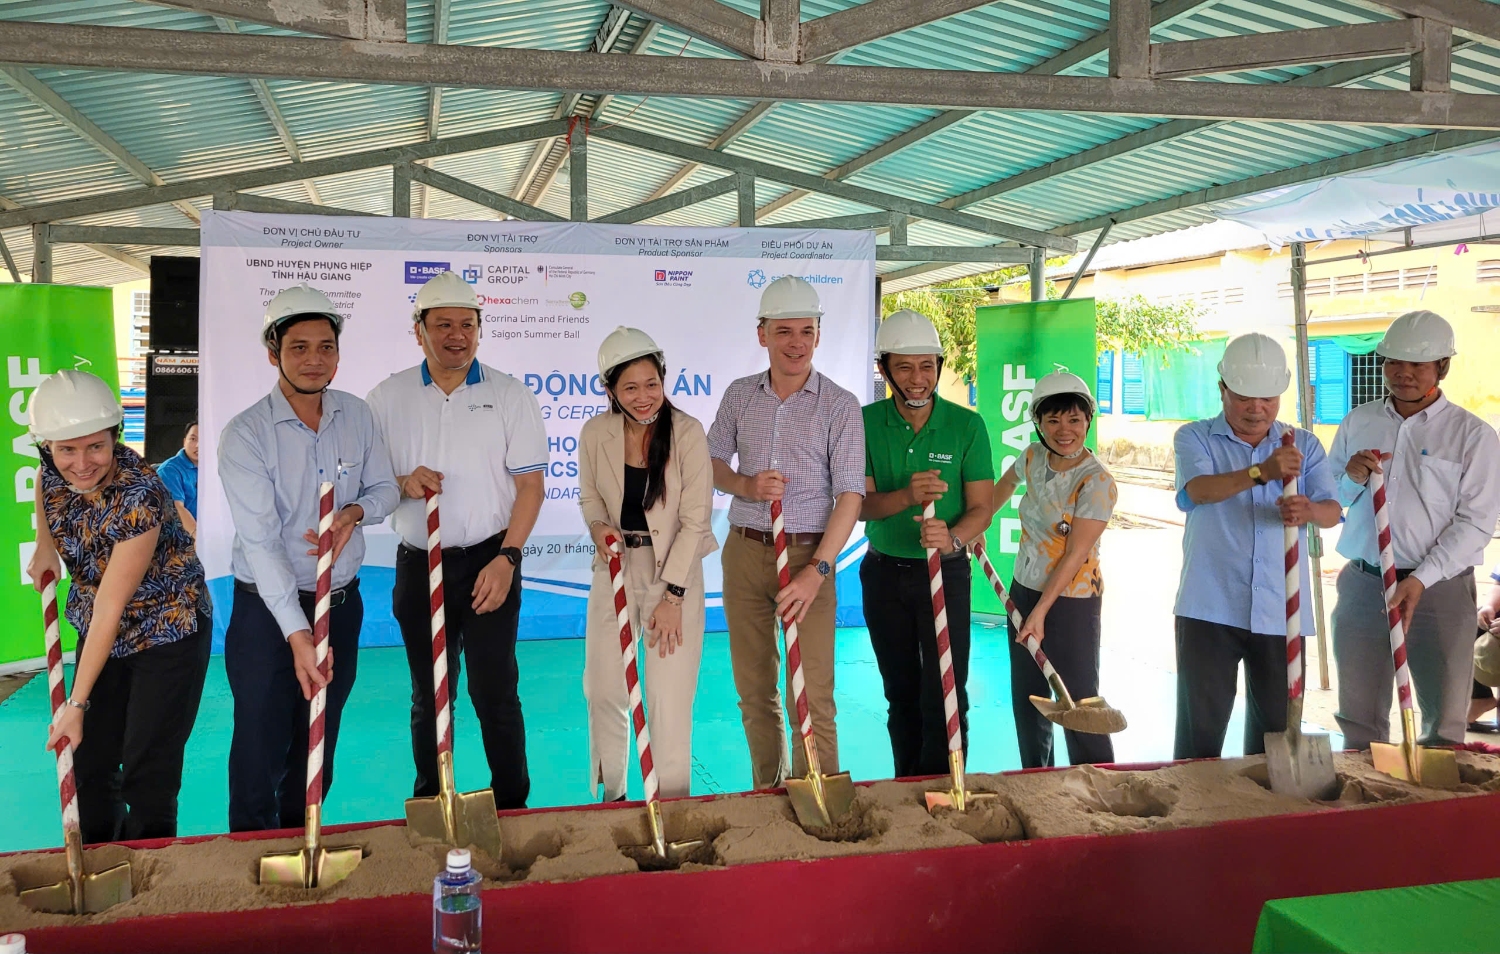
[
  {"xmin": 1096, "ymin": 350, "xmax": 1114, "ymax": 414},
  {"xmin": 1310, "ymin": 339, "xmax": 1350, "ymax": 425},
  {"xmin": 1121, "ymin": 351, "xmax": 1145, "ymax": 415}
]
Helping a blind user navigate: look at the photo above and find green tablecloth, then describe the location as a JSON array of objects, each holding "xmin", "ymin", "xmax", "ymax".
[{"xmin": 1253, "ymin": 877, "xmax": 1500, "ymax": 953}]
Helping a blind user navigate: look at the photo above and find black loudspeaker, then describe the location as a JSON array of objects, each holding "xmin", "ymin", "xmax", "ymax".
[
  {"xmin": 144, "ymin": 353, "xmax": 198, "ymax": 464},
  {"xmin": 149, "ymin": 256, "xmax": 200, "ymax": 352}
]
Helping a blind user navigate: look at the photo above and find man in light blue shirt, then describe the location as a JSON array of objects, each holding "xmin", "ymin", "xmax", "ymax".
[
  {"xmin": 1172, "ymin": 334, "xmax": 1341, "ymax": 760},
  {"xmin": 219, "ymin": 284, "xmax": 398, "ymax": 832}
]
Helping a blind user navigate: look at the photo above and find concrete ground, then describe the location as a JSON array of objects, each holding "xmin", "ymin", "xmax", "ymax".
[{"xmin": 1101, "ymin": 474, "xmax": 1500, "ymax": 747}]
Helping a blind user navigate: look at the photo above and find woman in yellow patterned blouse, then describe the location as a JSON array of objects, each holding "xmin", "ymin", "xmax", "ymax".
[
  {"xmin": 993, "ymin": 370, "xmax": 1118, "ymax": 768},
  {"xmin": 27, "ymin": 370, "xmax": 211, "ymax": 844}
]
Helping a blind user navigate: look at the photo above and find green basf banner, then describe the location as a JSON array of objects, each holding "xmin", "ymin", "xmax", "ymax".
[
  {"xmin": 973, "ymin": 298, "xmax": 1098, "ymax": 615},
  {"xmin": 0, "ymin": 284, "xmax": 120, "ymax": 670}
]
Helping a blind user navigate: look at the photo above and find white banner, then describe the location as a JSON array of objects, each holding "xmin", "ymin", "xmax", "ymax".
[{"xmin": 198, "ymin": 211, "xmax": 876, "ymax": 646}]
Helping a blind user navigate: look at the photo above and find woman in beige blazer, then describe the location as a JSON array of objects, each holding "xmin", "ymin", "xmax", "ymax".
[{"xmin": 579, "ymin": 326, "xmax": 717, "ymax": 800}]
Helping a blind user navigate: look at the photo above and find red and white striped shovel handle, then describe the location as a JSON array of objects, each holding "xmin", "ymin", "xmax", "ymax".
[
  {"xmin": 305, "ymin": 482, "xmax": 335, "ymax": 814},
  {"xmin": 771, "ymin": 500, "xmax": 818, "ymax": 763},
  {"xmin": 39, "ymin": 571, "xmax": 81, "ymax": 837},
  {"xmin": 1280, "ymin": 431, "xmax": 1304, "ymax": 704},
  {"xmin": 1368, "ymin": 464, "xmax": 1414, "ymax": 715},
  {"xmin": 605, "ymin": 535, "xmax": 660, "ymax": 805},
  {"xmin": 970, "ymin": 540, "xmax": 1065, "ymax": 690},
  {"xmin": 423, "ymin": 490, "xmax": 452, "ymax": 759},
  {"xmin": 922, "ymin": 503, "xmax": 961, "ymax": 754}
]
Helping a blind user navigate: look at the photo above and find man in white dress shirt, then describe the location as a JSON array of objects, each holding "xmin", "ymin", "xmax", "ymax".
[
  {"xmin": 1329, "ymin": 310, "xmax": 1500, "ymax": 747},
  {"xmin": 367, "ymin": 271, "xmax": 548, "ymax": 809}
]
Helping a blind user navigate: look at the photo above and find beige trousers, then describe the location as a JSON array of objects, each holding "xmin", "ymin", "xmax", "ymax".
[
  {"xmin": 583, "ymin": 546, "xmax": 704, "ymax": 800},
  {"xmin": 720, "ymin": 530, "xmax": 839, "ymax": 789}
]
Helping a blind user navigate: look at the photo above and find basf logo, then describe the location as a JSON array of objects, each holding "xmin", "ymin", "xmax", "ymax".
[
  {"xmin": 747, "ymin": 268, "xmax": 767, "ymax": 289},
  {"xmin": 405, "ymin": 261, "xmax": 450, "ymax": 284},
  {"xmin": 460, "ymin": 266, "xmax": 482, "ymax": 284}
]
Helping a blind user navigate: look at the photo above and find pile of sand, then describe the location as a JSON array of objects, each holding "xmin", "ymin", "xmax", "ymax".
[{"xmin": 2, "ymin": 750, "xmax": 1495, "ymax": 931}]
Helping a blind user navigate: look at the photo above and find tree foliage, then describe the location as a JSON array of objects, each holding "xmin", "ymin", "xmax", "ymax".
[{"xmin": 1095, "ymin": 294, "xmax": 1205, "ymax": 358}]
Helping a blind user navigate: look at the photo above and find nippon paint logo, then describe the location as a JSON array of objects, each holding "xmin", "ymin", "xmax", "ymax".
[
  {"xmin": 654, "ymin": 269, "xmax": 694, "ymax": 287},
  {"xmin": 404, "ymin": 261, "xmax": 450, "ymax": 284}
]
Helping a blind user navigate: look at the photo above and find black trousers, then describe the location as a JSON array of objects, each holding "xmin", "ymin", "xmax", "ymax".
[
  {"xmin": 1008, "ymin": 581, "xmax": 1114, "ymax": 768},
  {"xmin": 226, "ymin": 579, "xmax": 363, "ymax": 832},
  {"xmin": 73, "ymin": 612, "xmax": 211, "ymax": 844},
  {"xmin": 860, "ymin": 549, "xmax": 972, "ymax": 778},
  {"xmin": 394, "ymin": 536, "xmax": 529, "ymax": 809},
  {"xmin": 1173, "ymin": 615, "xmax": 1286, "ymax": 760}
]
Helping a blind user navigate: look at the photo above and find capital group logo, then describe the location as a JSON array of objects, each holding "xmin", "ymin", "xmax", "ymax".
[
  {"xmin": 404, "ymin": 261, "xmax": 450, "ymax": 284},
  {"xmin": 747, "ymin": 268, "xmax": 767, "ymax": 289},
  {"xmin": 460, "ymin": 266, "xmax": 481, "ymax": 284}
]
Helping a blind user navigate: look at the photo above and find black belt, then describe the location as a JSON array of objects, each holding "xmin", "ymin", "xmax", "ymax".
[
  {"xmin": 235, "ymin": 576, "xmax": 360, "ymax": 609},
  {"xmin": 398, "ymin": 531, "xmax": 506, "ymax": 560},
  {"xmin": 619, "ymin": 531, "xmax": 653, "ymax": 549},
  {"xmin": 1352, "ymin": 558, "xmax": 1413, "ymax": 582},
  {"xmin": 866, "ymin": 547, "xmax": 969, "ymax": 566}
]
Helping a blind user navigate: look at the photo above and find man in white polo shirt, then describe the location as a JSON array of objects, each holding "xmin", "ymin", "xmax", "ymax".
[{"xmin": 367, "ymin": 270, "xmax": 548, "ymax": 809}]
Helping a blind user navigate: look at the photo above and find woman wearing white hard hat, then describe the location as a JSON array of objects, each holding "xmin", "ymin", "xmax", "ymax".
[
  {"xmin": 26, "ymin": 369, "xmax": 211, "ymax": 843},
  {"xmin": 1329, "ymin": 310, "xmax": 1500, "ymax": 748},
  {"xmin": 859, "ymin": 310, "xmax": 994, "ymax": 778},
  {"xmin": 578, "ymin": 326, "xmax": 717, "ymax": 800},
  {"xmin": 992, "ymin": 370, "xmax": 1118, "ymax": 767},
  {"xmin": 1172, "ymin": 333, "xmax": 1340, "ymax": 761}
]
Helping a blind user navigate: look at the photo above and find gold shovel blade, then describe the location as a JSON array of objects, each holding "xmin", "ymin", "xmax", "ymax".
[
  {"xmin": 259, "ymin": 846, "xmax": 363, "ymax": 889},
  {"xmin": 1371, "ymin": 741, "xmax": 1461, "ymax": 791},
  {"xmin": 1264, "ymin": 730, "xmax": 1339, "ymax": 800},
  {"xmin": 17, "ymin": 840, "xmax": 133, "ymax": 914},
  {"xmin": 1030, "ymin": 695, "xmax": 1129, "ymax": 734},
  {"xmin": 786, "ymin": 771, "xmax": 856, "ymax": 829},
  {"xmin": 405, "ymin": 788, "xmax": 503, "ymax": 861}
]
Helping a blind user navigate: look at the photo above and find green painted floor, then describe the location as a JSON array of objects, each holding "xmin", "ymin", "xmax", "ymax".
[{"xmin": 0, "ymin": 625, "xmax": 1033, "ymax": 853}]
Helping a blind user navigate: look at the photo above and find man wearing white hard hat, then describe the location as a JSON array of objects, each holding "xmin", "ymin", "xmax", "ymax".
[
  {"xmin": 1172, "ymin": 333, "xmax": 1341, "ymax": 759},
  {"xmin": 707, "ymin": 275, "xmax": 865, "ymax": 789},
  {"xmin": 367, "ymin": 270, "xmax": 547, "ymax": 809},
  {"xmin": 578, "ymin": 326, "xmax": 716, "ymax": 800},
  {"xmin": 219, "ymin": 283, "xmax": 400, "ymax": 831},
  {"xmin": 993, "ymin": 369, "xmax": 1118, "ymax": 766},
  {"xmin": 860, "ymin": 310, "xmax": 993, "ymax": 777},
  {"xmin": 26, "ymin": 369, "xmax": 211, "ymax": 843},
  {"xmin": 1329, "ymin": 310, "xmax": 1500, "ymax": 748}
]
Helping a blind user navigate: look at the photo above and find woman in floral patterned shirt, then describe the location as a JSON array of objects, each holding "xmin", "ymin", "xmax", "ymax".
[
  {"xmin": 27, "ymin": 370, "xmax": 210, "ymax": 844},
  {"xmin": 992, "ymin": 370, "xmax": 1118, "ymax": 770}
]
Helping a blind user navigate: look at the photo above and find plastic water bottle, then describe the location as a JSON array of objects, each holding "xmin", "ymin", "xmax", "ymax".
[{"xmin": 433, "ymin": 848, "xmax": 482, "ymax": 953}]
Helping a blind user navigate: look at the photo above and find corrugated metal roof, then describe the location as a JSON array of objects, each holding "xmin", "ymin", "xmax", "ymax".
[{"xmin": 0, "ymin": 0, "xmax": 1497, "ymax": 287}]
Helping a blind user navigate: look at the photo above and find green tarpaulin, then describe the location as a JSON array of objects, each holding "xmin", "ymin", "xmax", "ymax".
[
  {"xmin": 1253, "ymin": 877, "xmax": 1500, "ymax": 953},
  {"xmin": 1322, "ymin": 332, "xmax": 1384, "ymax": 355},
  {"xmin": 1142, "ymin": 338, "xmax": 1227, "ymax": 422}
]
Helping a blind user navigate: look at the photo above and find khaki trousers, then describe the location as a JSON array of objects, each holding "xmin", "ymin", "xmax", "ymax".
[
  {"xmin": 583, "ymin": 546, "xmax": 704, "ymax": 800},
  {"xmin": 721, "ymin": 529, "xmax": 839, "ymax": 789}
]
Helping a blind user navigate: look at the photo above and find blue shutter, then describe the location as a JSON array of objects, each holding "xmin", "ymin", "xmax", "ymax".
[
  {"xmin": 1121, "ymin": 352, "xmax": 1145, "ymax": 415},
  {"xmin": 967, "ymin": 380, "xmax": 977, "ymax": 407},
  {"xmin": 1096, "ymin": 350, "xmax": 1114, "ymax": 414},
  {"xmin": 1311, "ymin": 340, "xmax": 1349, "ymax": 425}
]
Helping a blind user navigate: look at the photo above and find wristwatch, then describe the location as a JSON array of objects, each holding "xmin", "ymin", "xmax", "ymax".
[
  {"xmin": 500, "ymin": 546, "xmax": 523, "ymax": 567},
  {"xmin": 813, "ymin": 559, "xmax": 833, "ymax": 578},
  {"xmin": 1248, "ymin": 464, "xmax": 1266, "ymax": 486},
  {"xmin": 951, "ymin": 533, "xmax": 965, "ymax": 554},
  {"xmin": 664, "ymin": 582, "xmax": 686, "ymax": 599}
]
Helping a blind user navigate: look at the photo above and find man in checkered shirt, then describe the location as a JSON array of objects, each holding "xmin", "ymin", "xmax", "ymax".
[{"xmin": 707, "ymin": 276, "xmax": 866, "ymax": 790}]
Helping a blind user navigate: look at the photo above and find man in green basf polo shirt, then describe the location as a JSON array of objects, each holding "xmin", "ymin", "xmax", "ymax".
[{"xmin": 859, "ymin": 310, "xmax": 995, "ymax": 779}]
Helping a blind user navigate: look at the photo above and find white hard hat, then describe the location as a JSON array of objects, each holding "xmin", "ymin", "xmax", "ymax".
[
  {"xmin": 413, "ymin": 270, "xmax": 481, "ymax": 322},
  {"xmin": 1218, "ymin": 333, "xmax": 1291, "ymax": 399},
  {"xmin": 29, "ymin": 369, "xmax": 124, "ymax": 443},
  {"xmin": 262, "ymin": 283, "xmax": 343, "ymax": 349},
  {"xmin": 1376, "ymin": 310, "xmax": 1456, "ymax": 362},
  {"xmin": 1030, "ymin": 369, "xmax": 1096, "ymax": 417},
  {"xmin": 876, "ymin": 309, "xmax": 943, "ymax": 356},
  {"xmin": 757, "ymin": 275, "xmax": 823, "ymax": 320},
  {"xmin": 598, "ymin": 325, "xmax": 663, "ymax": 379}
]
